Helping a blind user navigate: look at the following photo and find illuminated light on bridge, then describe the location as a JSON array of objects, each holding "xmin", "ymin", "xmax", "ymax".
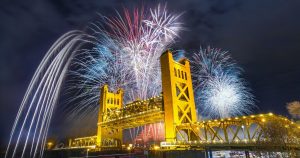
[{"xmin": 68, "ymin": 50, "xmax": 300, "ymax": 152}]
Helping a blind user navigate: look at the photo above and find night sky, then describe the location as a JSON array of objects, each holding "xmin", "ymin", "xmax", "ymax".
[{"xmin": 1, "ymin": 0, "xmax": 300, "ymax": 148}]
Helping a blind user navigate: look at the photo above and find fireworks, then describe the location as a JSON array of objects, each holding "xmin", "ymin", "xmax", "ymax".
[
  {"xmin": 66, "ymin": 4, "xmax": 183, "ymax": 120},
  {"xmin": 191, "ymin": 47, "xmax": 254, "ymax": 118}
]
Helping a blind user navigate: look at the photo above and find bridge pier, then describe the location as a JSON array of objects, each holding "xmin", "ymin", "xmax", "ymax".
[
  {"xmin": 205, "ymin": 149, "xmax": 212, "ymax": 158},
  {"xmin": 245, "ymin": 150, "xmax": 250, "ymax": 158}
]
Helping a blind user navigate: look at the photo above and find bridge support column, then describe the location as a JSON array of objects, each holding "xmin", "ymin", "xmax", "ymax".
[
  {"xmin": 245, "ymin": 150, "xmax": 250, "ymax": 158},
  {"xmin": 97, "ymin": 85, "xmax": 123, "ymax": 148},
  {"xmin": 160, "ymin": 50, "xmax": 197, "ymax": 142},
  {"xmin": 205, "ymin": 149, "xmax": 213, "ymax": 158}
]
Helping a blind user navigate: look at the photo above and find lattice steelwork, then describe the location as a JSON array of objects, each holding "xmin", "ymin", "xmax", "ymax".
[
  {"xmin": 69, "ymin": 50, "xmax": 300, "ymax": 151},
  {"xmin": 176, "ymin": 113, "xmax": 296, "ymax": 143},
  {"xmin": 162, "ymin": 113, "xmax": 300, "ymax": 150}
]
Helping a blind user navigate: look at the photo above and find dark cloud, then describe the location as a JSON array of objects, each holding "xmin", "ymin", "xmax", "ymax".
[{"xmin": 1, "ymin": 0, "xmax": 300, "ymax": 147}]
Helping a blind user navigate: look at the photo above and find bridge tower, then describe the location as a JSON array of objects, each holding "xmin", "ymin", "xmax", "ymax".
[
  {"xmin": 97, "ymin": 85, "xmax": 123, "ymax": 148},
  {"xmin": 160, "ymin": 50, "xmax": 197, "ymax": 142}
]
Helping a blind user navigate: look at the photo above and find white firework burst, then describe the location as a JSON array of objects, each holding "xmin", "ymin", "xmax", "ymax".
[{"xmin": 191, "ymin": 47, "xmax": 255, "ymax": 119}]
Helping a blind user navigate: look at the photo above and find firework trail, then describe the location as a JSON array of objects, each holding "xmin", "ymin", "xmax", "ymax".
[
  {"xmin": 65, "ymin": 4, "xmax": 183, "ymax": 121},
  {"xmin": 191, "ymin": 47, "xmax": 254, "ymax": 119},
  {"xmin": 5, "ymin": 31, "xmax": 92, "ymax": 158},
  {"xmin": 123, "ymin": 122, "xmax": 164, "ymax": 146}
]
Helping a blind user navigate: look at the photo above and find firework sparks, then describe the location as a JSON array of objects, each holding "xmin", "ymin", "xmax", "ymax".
[
  {"xmin": 191, "ymin": 47, "xmax": 255, "ymax": 119},
  {"xmin": 65, "ymin": 4, "xmax": 183, "ymax": 121}
]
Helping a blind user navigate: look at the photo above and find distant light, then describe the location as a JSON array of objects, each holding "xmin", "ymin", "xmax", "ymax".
[{"xmin": 154, "ymin": 145, "xmax": 160, "ymax": 150}]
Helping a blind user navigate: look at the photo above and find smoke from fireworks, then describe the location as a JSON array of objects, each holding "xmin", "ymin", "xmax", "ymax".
[{"xmin": 191, "ymin": 47, "xmax": 254, "ymax": 118}]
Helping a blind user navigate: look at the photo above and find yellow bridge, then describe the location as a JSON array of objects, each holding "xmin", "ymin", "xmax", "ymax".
[{"xmin": 69, "ymin": 50, "xmax": 300, "ymax": 152}]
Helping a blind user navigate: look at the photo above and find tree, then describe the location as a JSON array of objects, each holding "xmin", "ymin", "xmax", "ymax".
[
  {"xmin": 254, "ymin": 117, "xmax": 300, "ymax": 158},
  {"xmin": 287, "ymin": 101, "xmax": 300, "ymax": 119}
]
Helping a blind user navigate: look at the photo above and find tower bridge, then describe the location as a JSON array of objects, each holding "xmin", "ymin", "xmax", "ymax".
[{"xmin": 68, "ymin": 50, "xmax": 300, "ymax": 152}]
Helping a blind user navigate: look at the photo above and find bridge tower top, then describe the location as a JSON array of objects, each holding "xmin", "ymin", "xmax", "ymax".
[
  {"xmin": 160, "ymin": 50, "xmax": 197, "ymax": 142},
  {"xmin": 98, "ymin": 85, "xmax": 123, "ymax": 122}
]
